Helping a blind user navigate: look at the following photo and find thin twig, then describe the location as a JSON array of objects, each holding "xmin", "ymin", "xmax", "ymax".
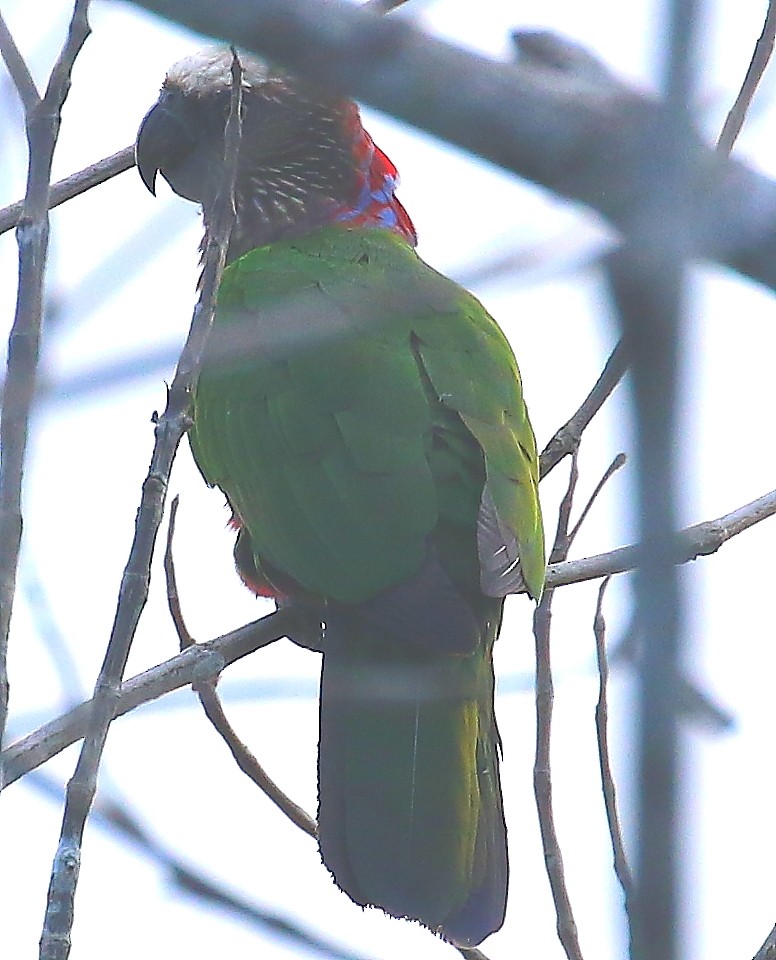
[
  {"xmin": 196, "ymin": 687, "xmax": 318, "ymax": 837},
  {"xmin": 549, "ymin": 452, "xmax": 579, "ymax": 564},
  {"xmin": 163, "ymin": 497, "xmax": 317, "ymax": 839},
  {"xmin": 592, "ymin": 578, "xmax": 634, "ymax": 928},
  {"xmin": 163, "ymin": 496, "xmax": 196, "ymax": 649},
  {"xmin": 566, "ymin": 452, "xmax": 627, "ymax": 549},
  {"xmin": 38, "ymin": 38, "xmax": 242, "ymax": 960},
  {"xmin": 532, "ymin": 453, "xmax": 584, "ymax": 960},
  {"xmin": 4, "ymin": 483, "xmax": 774, "ymax": 788},
  {"xmin": 0, "ymin": 145, "xmax": 135, "ymax": 237},
  {"xmin": 539, "ymin": 340, "xmax": 628, "ymax": 480},
  {"xmin": 717, "ymin": 1, "xmax": 776, "ymax": 155},
  {"xmin": 0, "ymin": 1, "xmax": 90, "ymax": 793}
]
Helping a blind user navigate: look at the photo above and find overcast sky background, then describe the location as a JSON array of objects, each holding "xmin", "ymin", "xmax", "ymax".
[{"xmin": 1, "ymin": 1, "xmax": 776, "ymax": 958}]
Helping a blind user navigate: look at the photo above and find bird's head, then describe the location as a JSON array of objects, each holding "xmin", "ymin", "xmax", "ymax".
[{"xmin": 136, "ymin": 48, "xmax": 415, "ymax": 258}]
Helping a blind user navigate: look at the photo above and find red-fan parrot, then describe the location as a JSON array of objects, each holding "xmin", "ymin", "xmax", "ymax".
[{"xmin": 136, "ymin": 48, "xmax": 545, "ymax": 948}]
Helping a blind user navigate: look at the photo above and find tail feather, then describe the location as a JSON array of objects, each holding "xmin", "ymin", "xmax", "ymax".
[
  {"xmin": 317, "ymin": 594, "xmax": 507, "ymax": 947},
  {"xmin": 441, "ymin": 711, "xmax": 508, "ymax": 946}
]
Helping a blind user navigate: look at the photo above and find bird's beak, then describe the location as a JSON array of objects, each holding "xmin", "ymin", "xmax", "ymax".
[
  {"xmin": 135, "ymin": 94, "xmax": 192, "ymax": 196},
  {"xmin": 136, "ymin": 102, "xmax": 163, "ymax": 195}
]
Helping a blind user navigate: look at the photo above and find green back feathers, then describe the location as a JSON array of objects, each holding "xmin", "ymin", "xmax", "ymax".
[{"xmin": 190, "ymin": 225, "xmax": 544, "ymax": 603}]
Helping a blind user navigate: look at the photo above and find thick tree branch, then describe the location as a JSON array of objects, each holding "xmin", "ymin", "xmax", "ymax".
[{"xmin": 125, "ymin": 0, "xmax": 776, "ymax": 293}]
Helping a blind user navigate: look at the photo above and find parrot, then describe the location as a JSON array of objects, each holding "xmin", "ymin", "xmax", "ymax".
[{"xmin": 136, "ymin": 48, "xmax": 545, "ymax": 947}]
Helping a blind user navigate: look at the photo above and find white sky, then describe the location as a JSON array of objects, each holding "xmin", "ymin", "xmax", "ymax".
[{"xmin": 1, "ymin": 1, "xmax": 776, "ymax": 958}]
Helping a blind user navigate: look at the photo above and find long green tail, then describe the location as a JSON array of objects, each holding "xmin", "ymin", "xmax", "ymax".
[{"xmin": 317, "ymin": 607, "xmax": 507, "ymax": 947}]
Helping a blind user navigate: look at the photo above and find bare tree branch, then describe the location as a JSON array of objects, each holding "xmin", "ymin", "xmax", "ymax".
[
  {"xmin": 21, "ymin": 545, "xmax": 341, "ymax": 957},
  {"xmin": 164, "ymin": 497, "xmax": 317, "ymax": 839},
  {"xmin": 532, "ymin": 452, "xmax": 584, "ymax": 960},
  {"xmin": 192, "ymin": 681, "xmax": 319, "ymax": 838},
  {"xmin": 163, "ymin": 496, "xmax": 197, "ymax": 649},
  {"xmin": 540, "ymin": 341, "xmax": 628, "ymax": 479},
  {"xmin": 532, "ymin": 449, "xmax": 630, "ymax": 959},
  {"xmin": 123, "ymin": 0, "xmax": 776, "ymax": 295},
  {"xmin": 567, "ymin": 453, "xmax": 627, "ymax": 549},
  {"xmin": 38, "ymin": 41, "xmax": 242, "ymax": 960},
  {"xmin": 592, "ymin": 578, "xmax": 634, "ymax": 934},
  {"xmin": 547, "ymin": 486, "xmax": 776, "ymax": 588},
  {"xmin": 0, "ymin": 145, "xmax": 135, "ymax": 237},
  {"xmin": 717, "ymin": 1, "xmax": 776, "ymax": 155},
  {"xmin": 0, "ymin": 0, "xmax": 90, "ymax": 789}
]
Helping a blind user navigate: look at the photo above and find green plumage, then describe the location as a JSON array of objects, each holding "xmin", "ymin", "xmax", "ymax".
[
  {"xmin": 189, "ymin": 224, "xmax": 544, "ymax": 945},
  {"xmin": 191, "ymin": 225, "xmax": 543, "ymax": 600}
]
